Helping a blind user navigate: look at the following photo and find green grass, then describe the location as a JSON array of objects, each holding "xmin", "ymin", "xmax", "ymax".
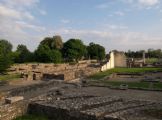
[
  {"xmin": 0, "ymin": 73, "xmax": 21, "ymax": 81},
  {"xmin": 89, "ymin": 68, "xmax": 162, "ymax": 80},
  {"xmin": 89, "ymin": 80, "xmax": 162, "ymax": 89},
  {"xmin": 14, "ymin": 114, "xmax": 48, "ymax": 120},
  {"xmin": 145, "ymin": 58, "xmax": 158, "ymax": 64}
]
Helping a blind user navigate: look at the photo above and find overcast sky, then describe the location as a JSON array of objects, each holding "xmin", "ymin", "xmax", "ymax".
[{"xmin": 0, "ymin": 0, "xmax": 162, "ymax": 52}]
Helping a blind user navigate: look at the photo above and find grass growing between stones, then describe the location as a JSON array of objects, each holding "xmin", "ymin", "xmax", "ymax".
[
  {"xmin": 89, "ymin": 68, "xmax": 162, "ymax": 80},
  {"xmin": 0, "ymin": 74, "xmax": 21, "ymax": 81},
  {"xmin": 88, "ymin": 80, "xmax": 162, "ymax": 90},
  {"xmin": 14, "ymin": 114, "xmax": 48, "ymax": 120}
]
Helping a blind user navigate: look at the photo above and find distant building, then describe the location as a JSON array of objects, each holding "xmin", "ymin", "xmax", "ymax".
[
  {"xmin": 101, "ymin": 51, "xmax": 127, "ymax": 71},
  {"xmin": 127, "ymin": 58, "xmax": 144, "ymax": 68}
]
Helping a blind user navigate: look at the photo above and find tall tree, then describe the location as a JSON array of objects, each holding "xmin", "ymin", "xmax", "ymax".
[
  {"xmin": 15, "ymin": 44, "xmax": 32, "ymax": 63},
  {"xmin": 87, "ymin": 42, "xmax": 105, "ymax": 60},
  {"xmin": 63, "ymin": 39, "xmax": 86, "ymax": 62},
  {"xmin": 53, "ymin": 35, "xmax": 63, "ymax": 49},
  {"xmin": 40, "ymin": 35, "xmax": 63, "ymax": 50},
  {"xmin": 34, "ymin": 45, "xmax": 62, "ymax": 63},
  {"xmin": 50, "ymin": 50, "xmax": 62, "ymax": 63},
  {"xmin": 34, "ymin": 45, "xmax": 52, "ymax": 63},
  {"xmin": 0, "ymin": 39, "xmax": 12, "ymax": 55},
  {"xmin": 0, "ymin": 39, "xmax": 13, "ymax": 73}
]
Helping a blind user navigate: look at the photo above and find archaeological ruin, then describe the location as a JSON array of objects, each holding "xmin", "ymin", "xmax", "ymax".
[{"xmin": 0, "ymin": 51, "xmax": 162, "ymax": 120}]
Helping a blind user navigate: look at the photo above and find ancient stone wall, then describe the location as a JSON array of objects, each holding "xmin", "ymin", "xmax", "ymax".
[
  {"xmin": 101, "ymin": 51, "xmax": 127, "ymax": 72},
  {"xmin": 28, "ymin": 94, "xmax": 162, "ymax": 120},
  {"xmin": 10, "ymin": 62, "xmax": 100, "ymax": 81},
  {"xmin": 114, "ymin": 52, "xmax": 127, "ymax": 67},
  {"xmin": 0, "ymin": 101, "xmax": 28, "ymax": 120}
]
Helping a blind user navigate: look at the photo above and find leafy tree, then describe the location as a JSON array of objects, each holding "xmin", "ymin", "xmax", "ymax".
[
  {"xmin": 0, "ymin": 39, "xmax": 12, "ymax": 55},
  {"xmin": 0, "ymin": 54, "xmax": 12, "ymax": 73},
  {"xmin": 34, "ymin": 45, "xmax": 52, "ymax": 63},
  {"xmin": 125, "ymin": 49, "xmax": 162, "ymax": 58},
  {"xmin": 53, "ymin": 35, "xmax": 63, "ymax": 49},
  {"xmin": 0, "ymin": 39, "xmax": 13, "ymax": 73},
  {"xmin": 14, "ymin": 44, "xmax": 32, "ymax": 63},
  {"xmin": 34, "ymin": 45, "xmax": 62, "ymax": 63},
  {"xmin": 40, "ymin": 35, "xmax": 63, "ymax": 50},
  {"xmin": 87, "ymin": 42, "xmax": 105, "ymax": 60},
  {"xmin": 50, "ymin": 50, "xmax": 62, "ymax": 63},
  {"xmin": 62, "ymin": 39, "xmax": 86, "ymax": 62}
]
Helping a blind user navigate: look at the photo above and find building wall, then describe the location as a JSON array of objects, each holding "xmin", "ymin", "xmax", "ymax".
[
  {"xmin": 9, "ymin": 62, "xmax": 100, "ymax": 81},
  {"xmin": 114, "ymin": 52, "xmax": 127, "ymax": 67},
  {"xmin": 101, "ymin": 52, "xmax": 115, "ymax": 71},
  {"xmin": 101, "ymin": 51, "xmax": 126, "ymax": 72}
]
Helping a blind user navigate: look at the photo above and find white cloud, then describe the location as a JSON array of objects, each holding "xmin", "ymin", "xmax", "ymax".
[
  {"xmin": 23, "ymin": 12, "xmax": 35, "ymax": 20},
  {"xmin": 3, "ymin": 0, "xmax": 39, "ymax": 7},
  {"xmin": 49, "ymin": 28, "xmax": 162, "ymax": 51},
  {"xmin": 96, "ymin": 1, "xmax": 115, "ymax": 9},
  {"xmin": 96, "ymin": 4, "xmax": 109, "ymax": 9},
  {"xmin": 138, "ymin": 0, "xmax": 159, "ymax": 6},
  {"xmin": 39, "ymin": 10, "xmax": 47, "ymax": 15},
  {"xmin": 114, "ymin": 11, "xmax": 125, "ymax": 16},
  {"xmin": 0, "ymin": 5, "xmax": 21, "ymax": 19},
  {"xmin": 0, "ymin": 0, "xmax": 46, "ymax": 51},
  {"xmin": 106, "ymin": 24, "xmax": 128, "ymax": 30},
  {"xmin": 61, "ymin": 19, "xmax": 70, "ymax": 24},
  {"xmin": 15, "ymin": 21, "xmax": 46, "ymax": 32}
]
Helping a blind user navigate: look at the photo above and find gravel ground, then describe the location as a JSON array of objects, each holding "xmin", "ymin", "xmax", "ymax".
[{"xmin": 68, "ymin": 86, "xmax": 162, "ymax": 102}]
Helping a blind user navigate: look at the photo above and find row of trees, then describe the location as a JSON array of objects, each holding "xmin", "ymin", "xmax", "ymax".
[
  {"xmin": 0, "ymin": 35, "xmax": 106, "ymax": 72},
  {"xmin": 125, "ymin": 49, "xmax": 162, "ymax": 58}
]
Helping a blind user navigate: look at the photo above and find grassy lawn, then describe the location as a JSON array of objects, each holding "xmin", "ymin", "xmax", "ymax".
[
  {"xmin": 0, "ymin": 74, "xmax": 21, "ymax": 81},
  {"xmin": 14, "ymin": 114, "xmax": 48, "ymax": 120},
  {"xmin": 89, "ymin": 80, "xmax": 162, "ymax": 90},
  {"xmin": 89, "ymin": 68, "xmax": 162, "ymax": 80}
]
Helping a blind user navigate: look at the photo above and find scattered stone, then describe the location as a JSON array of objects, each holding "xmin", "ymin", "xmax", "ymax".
[{"xmin": 5, "ymin": 96, "xmax": 24, "ymax": 104}]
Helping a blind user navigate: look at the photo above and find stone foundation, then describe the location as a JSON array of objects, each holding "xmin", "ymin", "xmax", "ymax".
[
  {"xmin": 28, "ymin": 93, "xmax": 162, "ymax": 120},
  {"xmin": 0, "ymin": 101, "xmax": 28, "ymax": 120},
  {"xmin": 9, "ymin": 62, "xmax": 100, "ymax": 81}
]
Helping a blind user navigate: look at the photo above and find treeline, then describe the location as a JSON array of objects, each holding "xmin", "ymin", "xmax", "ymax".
[
  {"xmin": 125, "ymin": 49, "xmax": 162, "ymax": 58},
  {"xmin": 0, "ymin": 35, "xmax": 106, "ymax": 72}
]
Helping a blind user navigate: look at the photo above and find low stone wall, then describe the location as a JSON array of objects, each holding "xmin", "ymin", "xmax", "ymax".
[
  {"xmin": 0, "ymin": 100, "xmax": 28, "ymax": 120},
  {"xmin": 28, "ymin": 94, "xmax": 161, "ymax": 120},
  {"xmin": 7, "ymin": 80, "xmax": 61, "ymax": 97},
  {"xmin": 10, "ymin": 63, "xmax": 101, "ymax": 81}
]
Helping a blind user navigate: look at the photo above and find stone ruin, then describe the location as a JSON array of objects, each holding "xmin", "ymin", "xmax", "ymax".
[
  {"xmin": 9, "ymin": 60, "xmax": 100, "ymax": 81},
  {"xmin": 101, "ymin": 51, "xmax": 127, "ymax": 72},
  {"xmin": 0, "ymin": 79, "xmax": 162, "ymax": 120},
  {"xmin": 29, "ymin": 92, "xmax": 162, "ymax": 120}
]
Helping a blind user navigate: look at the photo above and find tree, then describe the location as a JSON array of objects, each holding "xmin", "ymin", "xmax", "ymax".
[
  {"xmin": 15, "ymin": 44, "xmax": 32, "ymax": 63},
  {"xmin": 62, "ymin": 39, "xmax": 86, "ymax": 62},
  {"xmin": 0, "ymin": 39, "xmax": 13, "ymax": 73},
  {"xmin": 87, "ymin": 42, "xmax": 105, "ymax": 60},
  {"xmin": 50, "ymin": 50, "xmax": 62, "ymax": 63},
  {"xmin": 34, "ymin": 45, "xmax": 52, "ymax": 63},
  {"xmin": 0, "ymin": 39, "xmax": 12, "ymax": 55},
  {"xmin": 53, "ymin": 35, "xmax": 63, "ymax": 49},
  {"xmin": 40, "ymin": 35, "xmax": 63, "ymax": 50},
  {"xmin": 34, "ymin": 45, "xmax": 62, "ymax": 63}
]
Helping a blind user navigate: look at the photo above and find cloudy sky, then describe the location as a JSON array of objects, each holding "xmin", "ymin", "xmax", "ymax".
[{"xmin": 0, "ymin": 0, "xmax": 162, "ymax": 52}]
